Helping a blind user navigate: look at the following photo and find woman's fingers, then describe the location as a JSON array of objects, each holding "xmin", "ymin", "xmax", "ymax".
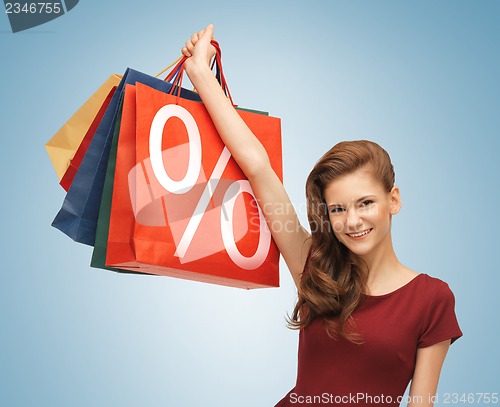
[
  {"xmin": 182, "ymin": 30, "xmax": 204, "ymax": 56},
  {"xmin": 184, "ymin": 39, "xmax": 195, "ymax": 54},
  {"xmin": 191, "ymin": 32, "xmax": 199, "ymax": 45},
  {"xmin": 182, "ymin": 24, "xmax": 216, "ymax": 66}
]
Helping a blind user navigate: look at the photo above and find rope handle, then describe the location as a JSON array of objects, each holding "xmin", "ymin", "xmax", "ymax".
[
  {"xmin": 154, "ymin": 56, "xmax": 183, "ymax": 79},
  {"xmin": 158, "ymin": 40, "xmax": 234, "ymax": 106}
]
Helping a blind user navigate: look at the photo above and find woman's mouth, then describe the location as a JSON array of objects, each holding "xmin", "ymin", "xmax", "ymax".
[{"xmin": 346, "ymin": 228, "xmax": 373, "ymax": 240}]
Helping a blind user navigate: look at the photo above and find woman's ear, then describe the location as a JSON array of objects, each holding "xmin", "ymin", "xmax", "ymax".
[{"xmin": 389, "ymin": 186, "xmax": 402, "ymax": 215}]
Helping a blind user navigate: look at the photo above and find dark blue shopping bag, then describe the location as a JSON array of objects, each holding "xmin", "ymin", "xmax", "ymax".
[{"xmin": 51, "ymin": 68, "xmax": 201, "ymax": 246}]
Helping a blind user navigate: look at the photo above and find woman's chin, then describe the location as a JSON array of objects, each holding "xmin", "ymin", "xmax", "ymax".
[
  {"xmin": 340, "ymin": 239, "xmax": 375, "ymax": 257},
  {"xmin": 347, "ymin": 246, "xmax": 372, "ymax": 257}
]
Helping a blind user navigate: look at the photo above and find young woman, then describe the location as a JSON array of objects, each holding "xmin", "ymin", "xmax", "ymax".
[{"xmin": 181, "ymin": 24, "xmax": 462, "ymax": 406}]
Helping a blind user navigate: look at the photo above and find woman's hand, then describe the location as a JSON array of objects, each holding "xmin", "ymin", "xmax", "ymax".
[{"xmin": 182, "ymin": 24, "xmax": 216, "ymax": 75}]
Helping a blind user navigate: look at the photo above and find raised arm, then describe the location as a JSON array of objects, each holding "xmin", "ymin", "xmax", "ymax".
[{"xmin": 182, "ymin": 24, "xmax": 310, "ymax": 287}]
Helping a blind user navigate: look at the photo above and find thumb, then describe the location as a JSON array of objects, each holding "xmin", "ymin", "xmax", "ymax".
[
  {"xmin": 203, "ymin": 23, "xmax": 214, "ymax": 40},
  {"xmin": 195, "ymin": 24, "xmax": 214, "ymax": 46},
  {"xmin": 198, "ymin": 24, "xmax": 216, "ymax": 60}
]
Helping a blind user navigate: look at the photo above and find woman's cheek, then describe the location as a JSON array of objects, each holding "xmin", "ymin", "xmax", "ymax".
[{"xmin": 330, "ymin": 219, "xmax": 345, "ymax": 234}]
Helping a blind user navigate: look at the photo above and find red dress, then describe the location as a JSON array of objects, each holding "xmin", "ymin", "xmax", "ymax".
[{"xmin": 275, "ymin": 273, "xmax": 463, "ymax": 406}]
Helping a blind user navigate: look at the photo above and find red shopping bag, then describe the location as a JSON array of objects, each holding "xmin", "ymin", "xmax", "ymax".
[
  {"xmin": 59, "ymin": 86, "xmax": 117, "ymax": 191},
  {"xmin": 106, "ymin": 82, "xmax": 282, "ymax": 289}
]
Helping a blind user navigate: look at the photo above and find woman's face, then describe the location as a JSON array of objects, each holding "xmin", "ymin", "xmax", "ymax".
[{"xmin": 323, "ymin": 167, "xmax": 401, "ymax": 258}]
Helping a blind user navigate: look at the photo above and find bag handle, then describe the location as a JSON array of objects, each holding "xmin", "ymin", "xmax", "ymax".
[
  {"xmin": 154, "ymin": 56, "xmax": 183, "ymax": 78},
  {"xmin": 211, "ymin": 40, "xmax": 233, "ymax": 104},
  {"xmin": 163, "ymin": 40, "xmax": 234, "ymax": 106}
]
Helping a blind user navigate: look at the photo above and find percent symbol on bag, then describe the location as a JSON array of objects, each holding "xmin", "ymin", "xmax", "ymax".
[{"xmin": 149, "ymin": 104, "xmax": 271, "ymax": 270}]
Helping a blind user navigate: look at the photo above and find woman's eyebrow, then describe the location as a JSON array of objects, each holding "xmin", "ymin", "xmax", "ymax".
[
  {"xmin": 356, "ymin": 195, "xmax": 376, "ymax": 202},
  {"xmin": 327, "ymin": 195, "xmax": 376, "ymax": 208},
  {"xmin": 327, "ymin": 203, "xmax": 343, "ymax": 209}
]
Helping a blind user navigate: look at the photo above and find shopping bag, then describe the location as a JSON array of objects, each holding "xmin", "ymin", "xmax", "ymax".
[
  {"xmin": 105, "ymin": 81, "xmax": 282, "ymax": 288},
  {"xmin": 90, "ymin": 97, "xmax": 127, "ymax": 272},
  {"xmin": 51, "ymin": 68, "xmax": 201, "ymax": 246},
  {"xmin": 91, "ymin": 51, "xmax": 229, "ymax": 275},
  {"xmin": 90, "ymin": 85, "xmax": 157, "ymax": 275},
  {"xmin": 59, "ymin": 86, "xmax": 117, "ymax": 191},
  {"xmin": 45, "ymin": 74, "xmax": 122, "ymax": 180},
  {"xmin": 91, "ymin": 54, "xmax": 224, "ymax": 274}
]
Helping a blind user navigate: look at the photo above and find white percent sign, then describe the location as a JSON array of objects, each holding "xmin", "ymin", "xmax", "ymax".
[{"xmin": 149, "ymin": 104, "xmax": 271, "ymax": 270}]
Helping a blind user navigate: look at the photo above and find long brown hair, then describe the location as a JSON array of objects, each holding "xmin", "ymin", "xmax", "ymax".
[{"xmin": 289, "ymin": 140, "xmax": 395, "ymax": 342}]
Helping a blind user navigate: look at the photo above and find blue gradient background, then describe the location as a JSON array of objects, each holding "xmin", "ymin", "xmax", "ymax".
[{"xmin": 1, "ymin": 1, "xmax": 499, "ymax": 406}]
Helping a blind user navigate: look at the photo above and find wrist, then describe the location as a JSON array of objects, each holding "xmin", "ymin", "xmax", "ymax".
[{"xmin": 184, "ymin": 60, "xmax": 214, "ymax": 84}]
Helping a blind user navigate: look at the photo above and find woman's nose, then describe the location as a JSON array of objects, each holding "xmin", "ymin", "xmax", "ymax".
[{"xmin": 346, "ymin": 208, "xmax": 362, "ymax": 228}]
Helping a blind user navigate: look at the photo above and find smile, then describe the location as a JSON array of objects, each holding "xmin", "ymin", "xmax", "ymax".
[{"xmin": 346, "ymin": 228, "xmax": 373, "ymax": 239}]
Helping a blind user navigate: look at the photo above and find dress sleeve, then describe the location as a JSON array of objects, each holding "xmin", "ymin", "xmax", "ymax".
[{"xmin": 418, "ymin": 280, "xmax": 463, "ymax": 348}]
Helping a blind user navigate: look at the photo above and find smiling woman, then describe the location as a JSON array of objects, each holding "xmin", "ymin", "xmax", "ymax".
[
  {"xmin": 291, "ymin": 140, "xmax": 408, "ymax": 339},
  {"xmin": 181, "ymin": 24, "xmax": 463, "ymax": 407},
  {"xmin": 325, "ymin": 167, "xmax": 398, "ymax": 256},
  {"xmin": 282, "ymin": 141, "xmax": 462, "ymax": 406}
]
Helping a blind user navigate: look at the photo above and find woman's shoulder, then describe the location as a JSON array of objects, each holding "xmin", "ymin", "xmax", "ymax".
[
  {"xmin": 411, "ymin": 272, "xmax": 458, "ymax": 303},
  {"xmin": 418, "ymin": 272, "xmax": 454, "ymax": 288},
  {"xmin": 413, "ymin": 272, "xmax": 463, "ymax": 347}
]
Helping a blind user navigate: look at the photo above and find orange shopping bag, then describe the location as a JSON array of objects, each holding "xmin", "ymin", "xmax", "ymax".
[{"xmin": 105, "ymin": 80, "xmax": 282, "ymax": 289}]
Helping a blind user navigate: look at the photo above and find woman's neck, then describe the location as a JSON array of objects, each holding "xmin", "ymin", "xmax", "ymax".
[{"xmin": 357, "ymin": 231, "xmax": 404, "ymax": 289}]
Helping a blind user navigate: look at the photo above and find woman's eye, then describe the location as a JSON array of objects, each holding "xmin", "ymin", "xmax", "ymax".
[
  {"xmin": 360, "ymin": 200, "xmax": 374, "ymax": 207},
  {"xmin": 330, "ymin": 207, "xmax": 344, "ymax": 214}
]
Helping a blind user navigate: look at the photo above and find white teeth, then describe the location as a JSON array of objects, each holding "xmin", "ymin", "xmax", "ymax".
[{"xmin": 347, "ymin": 229, "xmax": 371, "ymax": 238}]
